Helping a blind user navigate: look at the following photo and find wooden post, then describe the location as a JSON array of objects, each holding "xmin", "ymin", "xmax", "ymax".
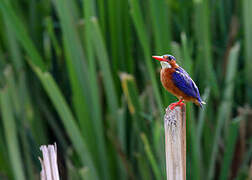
[
  {"xmin": 164, "ymin": 105, "xmax": 186, "ymax": 180},
  {"xmin": 39, "ymin": 143, "xmax": 60, "ymax": 180}
]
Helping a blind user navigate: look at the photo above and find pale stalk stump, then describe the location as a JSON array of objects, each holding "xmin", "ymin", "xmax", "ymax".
[
  {"xmin": 164, "ymin": 105, "xmax": 186, "ymax": 180},
  {"xmin": 39, "ymin": 143, "xmax": 60, "ymax": 180}
]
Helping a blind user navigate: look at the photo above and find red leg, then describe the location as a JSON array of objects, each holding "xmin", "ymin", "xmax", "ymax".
[{"xmin": 169, "ymin": 99, "xmax": 185, "ymax": 110}]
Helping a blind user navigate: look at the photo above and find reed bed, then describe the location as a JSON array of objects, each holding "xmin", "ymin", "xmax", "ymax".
[{"xmin": 0, "ymin": 0, "xmax": 251, "ymax": 179}]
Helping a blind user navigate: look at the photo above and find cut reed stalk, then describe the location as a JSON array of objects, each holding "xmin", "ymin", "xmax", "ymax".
[
  {"xmin": 39, "ymin": 143, "xmax": 60, "ymax": 180},
  {"xmin": 164, "ymin": 105, "xmax": 186, "ymax": 180}
]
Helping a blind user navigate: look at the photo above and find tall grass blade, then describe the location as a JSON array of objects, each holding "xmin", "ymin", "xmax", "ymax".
[
  {"xmin": 171, "ymin": 42, "xmax": 183, "ymax": 63},
  {"xmin": 196, "ymin": 88, "xmax": 210, "ymax": 139},
  {"xmin": 148, "ymin": 0, "xmax": 172, "ymax": 105},
  {"xmin": 0, "ymin": 86, "xmax": 25, "ymax": 180},
  {"xmin": 120, "ymin": 73, "xmax": 141, "ymax": 116},
  {"xmin": 153, "ymin": 121, "xmax": 165, "ymax": 177},
  {"xmin": 4, "ymin": 67, "xmax": 36, "ymax": 180},
  {"xmin": 96, "ymin": 0, "xmax": 105, "ymax": 33},
  {"xmin": 107, "ymin": 0, "xmax": 120, "ymax": 73},
  {"xmin": 52, "ymin": 0, "xmax": 92, "ymax": 105},
  {"xmin": 89, "ymin": 21, "xmax": 124, "ymax": 178},
  {"xmin": 39, "ymin": 101, "xmax": 68, "ymax": 150},
  {"xmin": 194, "ymin": 0, "xmax": 219, "ymax": 98},
  {"xmin": 0, "ymin": 0, "xmax": 46, "ymax": 70},
  {"xmin": 0, "ymin": 133, "xmax": 11, "ymax": 178},
  {"xmin": 44, "ymin": 17, "xmax": 62, "ymax": 58},
  {"xmin": 136, "ymin": 153, "xmax": 152, "ymax": 180},
  {"xmin": 90, "ymin": 18, "xmax": 119, "ymax": 117},
  {"xmin": 236, "ymin": 140, "xmax": 252, "ymax": 178},
  {"xmin": 195, "ymin": 87, "xmax": 210, "ymax": 177},
  {"xmin": 4, "ymin": 20, "xmax": 23, "ymax": 72},
  {"xmin": 219, "ymin": 117, "xmax": 240, "ymax": 180},
  {"xmin": 141, "ymin": 133, "xmax": 162, "ymax": 180},
  {"xmin": 122, "ymin": 1, "xmax": 134, "ymax": 73},
  {"xmin": 52, "ymin": 1, "xmax": 108, "ymax": 177},
  {"xmin": 129, "ymin": 0, "xmax": 163, "ymax": 113},
  {"xmin": 243, "ymin": 0, "xmax": 252, "ymax": 103},
  {"xmin": 120, "ymin": 72, "xmax": 147, "ymax": 132},
  {"xmin": 82, "ymin": 0, "xmax": 110, "ymax": 178},
  {"xmin": 149, "ymin": 0, "xmax": 171, "ymax": 53},
  {"xmin": 208, "ymin": 43, "xmax": 240, "ymax": 179},
  {"xmin": 33, "ymin": 66, "xmax": 99, "ymax": 180}
]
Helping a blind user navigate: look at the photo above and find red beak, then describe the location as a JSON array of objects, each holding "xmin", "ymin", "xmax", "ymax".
[{"xmin": 152, "ymin": 56, "xmax": 168, "ymax": 61}]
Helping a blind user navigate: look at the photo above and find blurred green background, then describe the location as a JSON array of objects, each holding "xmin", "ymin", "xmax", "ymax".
[{"xmin": 0, "ymin": 0, "xmax": 251, "ymax": 179}]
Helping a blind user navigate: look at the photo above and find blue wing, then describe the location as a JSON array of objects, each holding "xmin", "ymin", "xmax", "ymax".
[{"xmin": 172, "ymin": 67, "xmax": 201, "ymax": 101}]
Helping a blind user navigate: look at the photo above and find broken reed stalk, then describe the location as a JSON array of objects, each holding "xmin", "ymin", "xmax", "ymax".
[
  {"xmin": 164, "ymin": 105, "xmax": 186, "ymax": 180},
  {"xmin": 39, "ymin": 143, "xmax": 60, "ymax": 180}
]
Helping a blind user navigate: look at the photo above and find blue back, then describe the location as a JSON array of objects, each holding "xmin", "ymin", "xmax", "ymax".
[{"xmin": 172, "ymin": 67, "xmax": 202, "ymax": 102}]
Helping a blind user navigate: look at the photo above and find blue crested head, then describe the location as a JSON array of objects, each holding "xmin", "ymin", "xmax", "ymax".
[{"xmin": 163, "ymin": 54, "xmax": 176, "ymax": 61}]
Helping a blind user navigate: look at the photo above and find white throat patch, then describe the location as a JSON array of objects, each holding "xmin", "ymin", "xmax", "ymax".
[{"xmin": 160, "ymin": 61, "xmax": 171, "ymax": 69}]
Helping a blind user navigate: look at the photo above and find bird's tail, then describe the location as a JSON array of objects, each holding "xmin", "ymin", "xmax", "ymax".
[{"xmin": 199, "ymin": 100, "xmax": 206, "ymax": 108}]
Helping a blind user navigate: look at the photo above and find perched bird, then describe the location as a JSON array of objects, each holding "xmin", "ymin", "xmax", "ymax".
[{"xmin": 152, "ymin": 54, "xmax": 205, "ymax": 110}]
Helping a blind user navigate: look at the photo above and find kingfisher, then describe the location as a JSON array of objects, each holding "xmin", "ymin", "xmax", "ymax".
[{"xmin": 152, "ymin": 54, "xmax": 205, "ymax": 110}]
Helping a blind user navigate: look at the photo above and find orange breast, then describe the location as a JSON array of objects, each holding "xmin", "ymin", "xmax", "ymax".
[{"xmin": 160, "ymin": 68, "xmax": 195, "ymax": 102}]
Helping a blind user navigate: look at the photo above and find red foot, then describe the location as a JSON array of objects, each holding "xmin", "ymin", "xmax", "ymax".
[{"xmin": 169, "ymin": 99, "xmax": 185, "ymax": 110}]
